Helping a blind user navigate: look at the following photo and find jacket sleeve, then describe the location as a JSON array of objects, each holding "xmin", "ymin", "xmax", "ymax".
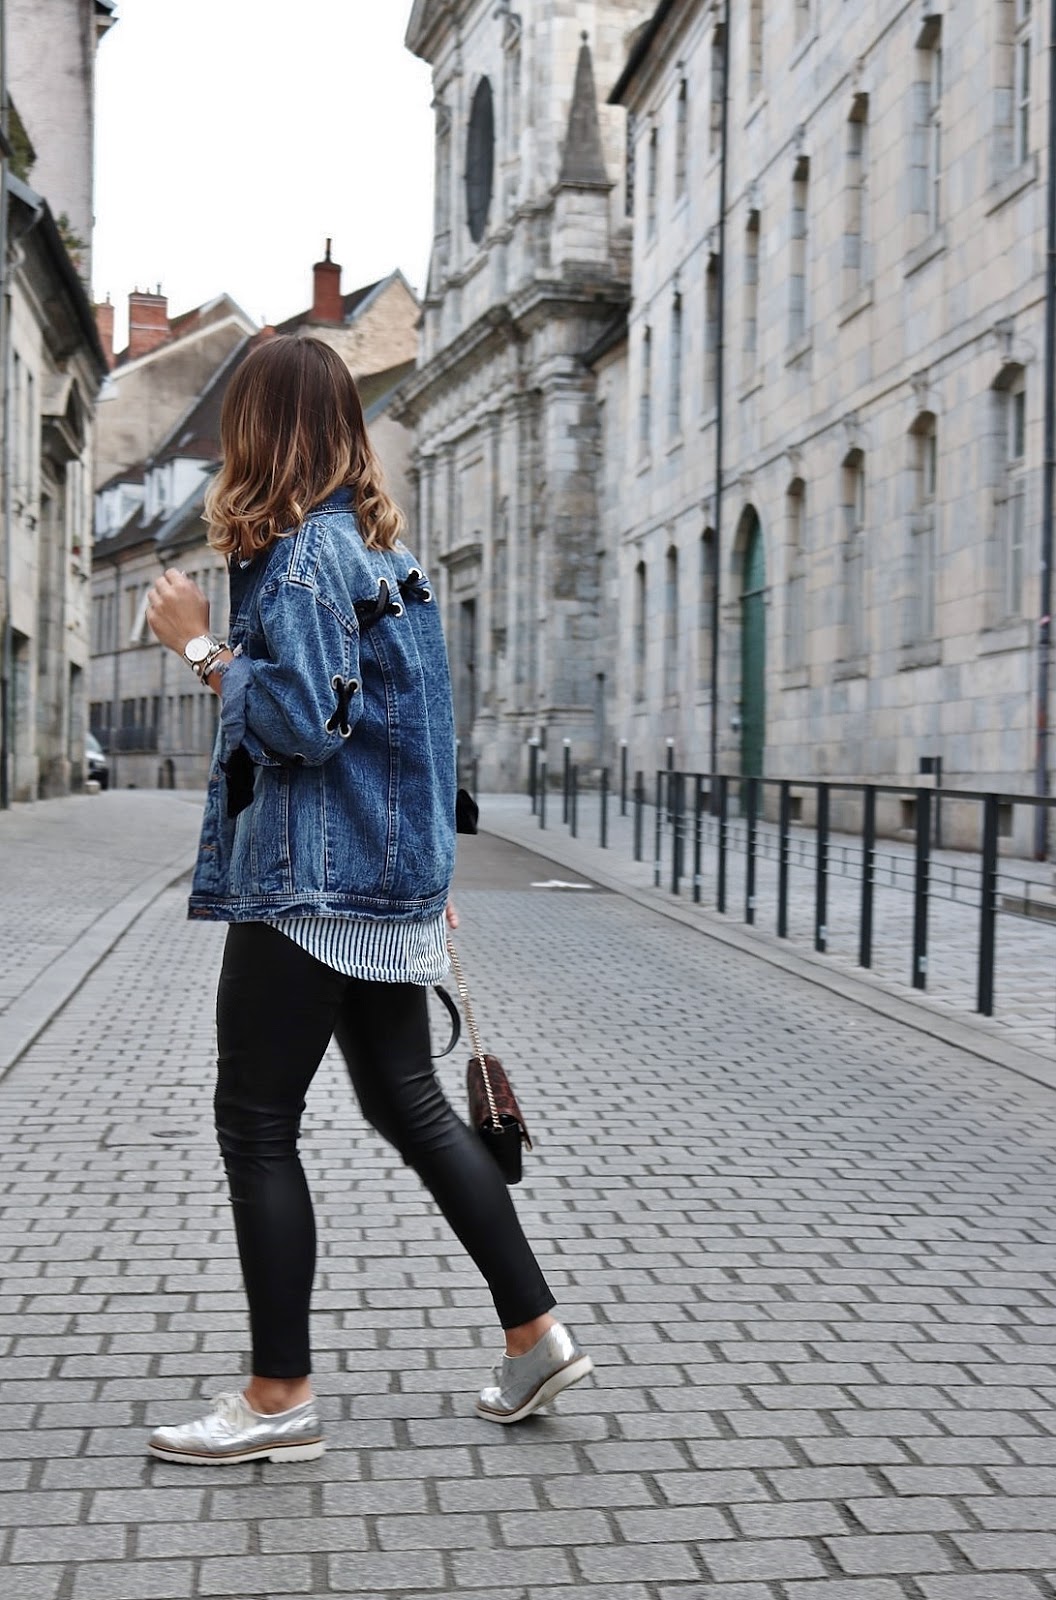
[{"xmin": 219, "ymin": 577, "xmax": 363, "ymax": 767}]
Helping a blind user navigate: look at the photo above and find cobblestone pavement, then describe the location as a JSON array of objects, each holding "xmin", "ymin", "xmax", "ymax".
[
  {"xmin": 484, "ymin": 791, "xmax": 1056, "ymax": 1063},
  {"xmin": 0, "ymin": 791, "xmax": 203, "ymax": 1074},
  {"xmin": 3, "ymin": 806, "xmax": 1056, "ymax": 1599}
]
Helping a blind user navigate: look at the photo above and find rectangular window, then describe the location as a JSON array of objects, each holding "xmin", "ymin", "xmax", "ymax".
[
  {"xmin": 709, "ymin": 26, "xmax": 725, "ymax": 155},
  {"xmin": 1015, "ymin": 0, "xmax": 1032, "ymax": 166},
  {"xmin": 25, "ymin": 370, "xmax": 35, "ymax": 499},
  {"xmin": 748, "ymin": 0, "xmax": 763, "ymax": 100},
  {"xmin": 639, "ymin": 326, "xmax": 653, "ymax": 456},
  {"xmin": 927, "ymin": 38, "xmax": 943, "ymax": 230},
  {"xmin": 845, "ymin": 96, "xmax": 869, "ymax": 291},
  {"xmin": 12, "ymin": 351, "xmax": 22, "ymax": 494},
  {"xmin": 789, "ymin": 157, "xmax": 809, "ymax": 344},
  {"xmin": 646, "ymin": 125, "xmax": 659, "ymax": 238},
  {"xmin": 674, "ymin": 79, "xmax": 688, "ymax": 201},
  {"xmin": 669, "ymin": 295, "xmax": 683, "ymax": 438}
]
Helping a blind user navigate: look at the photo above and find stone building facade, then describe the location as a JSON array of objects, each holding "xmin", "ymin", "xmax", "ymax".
[
  {"xmin": 89, "ymin": 256, "xmax": 420, "ymax": 790},
  {"xmin": 0, "ymin": 0, "xmax": 112, "ymax": 803},
  {"xmin": 608, "ymin": 0, "xmax": 1051, "ymax": 848},
  {"xmin": 395, "ymin": 0, "xmax": 653, "ymax": 789},
  {"xmin": 401, "ymin": 0, "xmax": 1056, "ymax": 848}
]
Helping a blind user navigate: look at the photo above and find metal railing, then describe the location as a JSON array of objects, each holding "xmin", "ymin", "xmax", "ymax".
[{"xmin": 524, "ymin": 757, "xmax": 1056, "ymax": 1034}]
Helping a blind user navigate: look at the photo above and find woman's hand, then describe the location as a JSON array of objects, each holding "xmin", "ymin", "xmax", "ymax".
[
  {"xmin": 146, "ymin": 569, "xmax": 210, "ymax": 655},
  {"xmin": 445, "ymin": 898, "xmax": 459, "ymax": 930}
]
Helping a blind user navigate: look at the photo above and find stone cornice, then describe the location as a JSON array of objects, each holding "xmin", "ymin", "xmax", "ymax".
[{"xmin": 392, "ymin": 272, "xmax": 630, "ymax": 424}]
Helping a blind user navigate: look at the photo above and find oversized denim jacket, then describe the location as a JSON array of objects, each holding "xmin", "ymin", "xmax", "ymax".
[{"xmin": 188, "ymin": 489, "xmax": 456, "ymax": 923}]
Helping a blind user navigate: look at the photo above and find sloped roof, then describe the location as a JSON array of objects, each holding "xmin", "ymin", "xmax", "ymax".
[{"xmin": 609, "ymin": 0, "xmax": 680, "ymax": 105}]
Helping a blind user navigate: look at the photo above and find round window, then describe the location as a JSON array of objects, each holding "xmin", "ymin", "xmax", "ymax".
[{"xmin": 465, "ymin": 77, "xmax": 495, "ymax": 245}]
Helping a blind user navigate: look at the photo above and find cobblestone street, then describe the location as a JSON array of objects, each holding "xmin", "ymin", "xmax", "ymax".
[{"xmin": 3, "ymin": 794, "xmax": 1056, "ymax": 1599}]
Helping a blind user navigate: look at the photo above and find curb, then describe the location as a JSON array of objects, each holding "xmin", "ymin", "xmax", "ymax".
[
  {"xmin": 0, "ymin": 854, "xmax": 195, "ymax": 1082},
  {"xmin": 480, "ymin": 816, "xmax": 1056, "ymax": 1098}
]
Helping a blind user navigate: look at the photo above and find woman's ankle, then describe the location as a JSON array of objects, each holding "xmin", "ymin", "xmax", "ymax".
[
  {"xmin": 504, "ymin": 1313, "xmax": 558, "ymax": 1358},
  {"xmin": 244, "ymin": 1376, "xmax": 313, "ymax": 1414}
]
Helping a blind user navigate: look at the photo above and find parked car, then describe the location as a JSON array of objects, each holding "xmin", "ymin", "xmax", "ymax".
[{"xmin": 86, "ymin": 731, "xmax": 110, "ymax": 790}]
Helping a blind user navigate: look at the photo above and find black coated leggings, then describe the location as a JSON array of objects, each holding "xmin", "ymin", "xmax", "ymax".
[{"xmin": 214, "ymin": 922, "xmax": 556, "ymax": 1377}]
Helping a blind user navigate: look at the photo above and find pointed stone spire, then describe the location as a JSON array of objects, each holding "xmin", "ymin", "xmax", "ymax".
[{"xmin": 559, "ymin": 33, "xmax": 609, "ymax": 187}]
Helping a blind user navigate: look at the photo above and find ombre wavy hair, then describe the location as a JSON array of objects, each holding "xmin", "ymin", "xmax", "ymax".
[{"xmin": 205, "ymin": 334, "xmax": 405, "ymax": 557}]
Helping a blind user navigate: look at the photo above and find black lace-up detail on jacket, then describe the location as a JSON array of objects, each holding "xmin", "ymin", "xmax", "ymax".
[
  {"xmin": 325, "ymin": 675, "xmax": 360, "ymax": 737},
  {"xmin": 354, "ymin": 577, "xmax": 403, "ymax": 632},
  {"xmin": 398, "ymin": 568, "xmax": 433, "ymax": 606}
]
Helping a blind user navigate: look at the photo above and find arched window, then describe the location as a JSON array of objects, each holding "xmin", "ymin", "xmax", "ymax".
[
  {"xmin": 908, "ymin": 413, "xmax": 938, "ymax": 641},
  {"xmin": 704, "ymin": 255, "xmax": 720, "ymax": 412},
  {"xmin": 669, "ymin": 294, "xmax": 683, "ymax": 438},
  {"xmin": 663, "ymin": 545, "xmax": 679, "ymax": 700},
  {"xmin": 786, "ymin": 479, "xmax": 807, "ymax": 671},
  {"xmin": 743, "ymin": 210, "xmax": 760, "ymax": 374},
  {"xmin": 634, "ymin": 561, "xmax": 647, "ymax": 702},
  {"xmin": 992, "ymin": 368, "xmax": 1027, "ymax": 619},
  {"xmin": 840, "ymin": 449, "xmax": 866, "ymax": 659},
  {"xmin": 698, "ymin": 528, "xmax": 716, "ymax": 688}
]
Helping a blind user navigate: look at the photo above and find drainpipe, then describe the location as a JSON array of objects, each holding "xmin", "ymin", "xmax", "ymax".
[
  {"xmin": 1035, "ymin": 0, "xmax": 1056, "ymax": 859},
  {"xmin": 0, "ymin": 0, "xmax": 10, "ymax": 808},
  {"xmin": 708, "ymin": 0, "xmax": 730, "ymax": 789}
]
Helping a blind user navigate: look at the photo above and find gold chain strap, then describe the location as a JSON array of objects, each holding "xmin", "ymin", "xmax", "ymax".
[{"xmin": 446, "ymin": 939, "xmax": 502, "ymax": 1129}]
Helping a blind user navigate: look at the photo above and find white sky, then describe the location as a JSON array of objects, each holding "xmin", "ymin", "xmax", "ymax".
[{"xmin": 92, "ymin": 0, "xmax": 435, "ymax": 346}]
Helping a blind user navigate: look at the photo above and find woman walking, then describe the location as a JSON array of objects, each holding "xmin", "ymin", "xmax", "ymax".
[{"xmin": 144, "ymin": 336, "xmax": 591, "ymax": 1465}]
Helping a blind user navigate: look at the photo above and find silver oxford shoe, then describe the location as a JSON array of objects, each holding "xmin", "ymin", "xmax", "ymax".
[
  {"xmin": 148, "ymin": 1390, "xmax": 325, "ymax": 1465},
  {"xmin": 476, "ymin": 1323, "xmax": 594, "ymax": 1425}
]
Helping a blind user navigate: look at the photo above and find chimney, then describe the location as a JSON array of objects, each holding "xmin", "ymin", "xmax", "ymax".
[
  {"xmin": 95, "ymin": 294, "xmax": 115, "ymax": 370},
  {"xmin": 311, "ymin": 239, "xmax": 343, "ymax": 323},
  {"xmin": 128, "ymin": 286, "xmax": 171, "ymax": 360}
]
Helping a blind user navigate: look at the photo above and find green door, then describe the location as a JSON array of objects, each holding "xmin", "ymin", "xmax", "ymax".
[{"xmin": 740, "ymin": 513, "xmax": 766, "ymax": 779}]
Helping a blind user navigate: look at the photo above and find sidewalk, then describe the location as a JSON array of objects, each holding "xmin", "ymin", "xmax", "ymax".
[
  {"xmin": 479, "ymin": 791, "xmax": 1056, "ymax": 1081},
  {"xmin": 0, "ymin": 791, "xmax": 203, "ymax": 1077},
  {"xmin": 3, "ymin": 800, "xmax": 1056, "ymax": 1600}
]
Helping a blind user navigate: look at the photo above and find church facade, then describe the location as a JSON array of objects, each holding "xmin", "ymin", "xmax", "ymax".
[{"xmin": 396, "ymin": 0, "xmax": 652, "ymax": 787}]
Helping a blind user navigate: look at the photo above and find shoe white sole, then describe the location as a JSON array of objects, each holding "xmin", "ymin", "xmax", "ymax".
[
  {"xmin": 475, "ymin": 1353, "xmax": 595, "ymax": 1425},
  {"xmin": 147, "ymin": 1438, "xmax": 325, "ymax": 1466}
]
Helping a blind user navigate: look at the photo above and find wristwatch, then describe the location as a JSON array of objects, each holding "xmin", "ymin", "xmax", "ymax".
[
  {"xmin": 183, "ymin": 633, "xmax": 223, "ymax": 668},
  {"xmin": 183, "ymin": 633, "xmax": 228, "ymax": 683}
]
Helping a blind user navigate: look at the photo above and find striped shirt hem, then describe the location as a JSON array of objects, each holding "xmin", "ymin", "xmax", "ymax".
[{"xmin": 266, "ymin": 911, "xmax": 449, "ymax": 984}]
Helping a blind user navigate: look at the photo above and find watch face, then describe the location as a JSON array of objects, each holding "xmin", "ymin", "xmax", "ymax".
[
  {"xmin": 184, "ymin": 636, "xmax": 212, "ymax": 664},
  {"xmin": 466, "ymin": 76, "xmax": 495, "ymax": 245}
]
